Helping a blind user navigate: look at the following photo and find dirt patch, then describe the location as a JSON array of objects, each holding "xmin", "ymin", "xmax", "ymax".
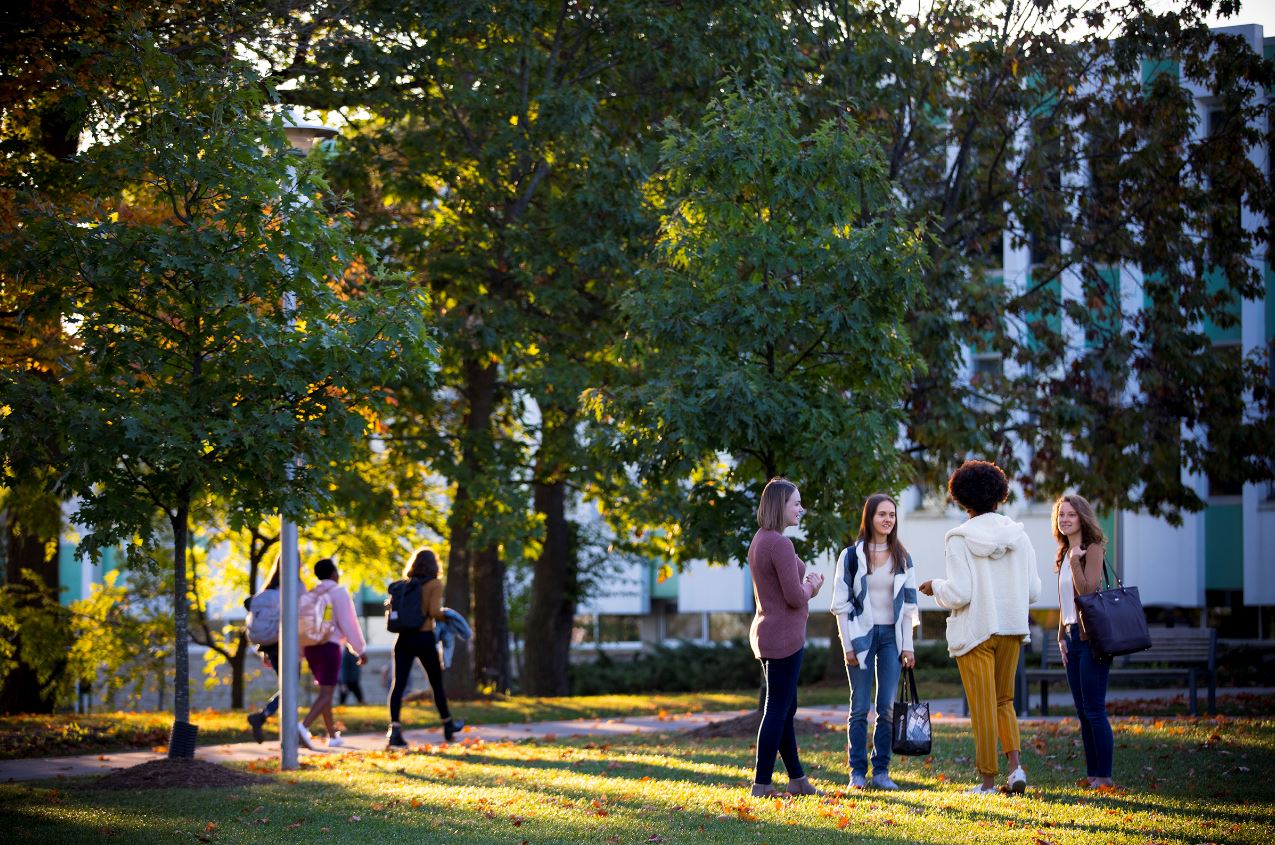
[
  {"xmin": 84, "ymin": 758, "xmax": 271, "ymax": 791},
  {"xmin": 684, "ymin": 710, "xmax": 833, "ymax": 740}
]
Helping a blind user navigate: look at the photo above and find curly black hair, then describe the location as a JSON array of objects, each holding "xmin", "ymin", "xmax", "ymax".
[{"xmin": 948, "ymin": 460, "xmax": 1009, "ymax": 515}]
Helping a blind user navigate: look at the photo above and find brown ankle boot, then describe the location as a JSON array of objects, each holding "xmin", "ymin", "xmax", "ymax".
[{"xmin": 787, "ymin": 775, "xmax": 823, "ymax": 796}]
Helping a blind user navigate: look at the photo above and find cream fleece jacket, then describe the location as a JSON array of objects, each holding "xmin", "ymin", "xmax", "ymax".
[{"xmin": 930, "ymin": 512, "xmax": 1041, "ymax": 657}]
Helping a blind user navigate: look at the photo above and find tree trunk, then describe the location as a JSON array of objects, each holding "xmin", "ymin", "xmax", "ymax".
[
  {"xmin": 229, "ymin": 634, "xmax": 246, "ymax": 710},
  {"xmin": 444, "ymin": 354, "xmax": 501, "ymax": 697},
  {"xmin": 444, "ymin": 497, "xmax": 476, "ymax": 698},
  {"xmin": 822, "ymin": 612, "xmax": 846, "ymax": 683},
  {"xmin": 0, "ymin": 522, "xmax": 62, "ymax": 714},
  {"xmin": 472, "ymin": 544, "xmax": 510, "ymax": 693},
  {"xmin": 170, "ymin": 498, "xmax": 191, "ymax": 726},
  {"xmin": 523, "ymin": 476, "xmax": 577, "ymax": 696}
]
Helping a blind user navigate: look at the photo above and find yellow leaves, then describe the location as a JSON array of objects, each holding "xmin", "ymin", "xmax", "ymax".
[{"xmin": 656, "ymin": 564, "xmax": 674, "ymax": 583}]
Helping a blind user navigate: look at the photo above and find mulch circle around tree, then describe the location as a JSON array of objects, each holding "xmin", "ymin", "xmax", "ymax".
[
  {"xmin": 84, "ymin": 758, "xmax": 271, "ymax": 791},
  {"xmin": 684, "ymin": 710, "xmax": 832, "ymax": 740}
]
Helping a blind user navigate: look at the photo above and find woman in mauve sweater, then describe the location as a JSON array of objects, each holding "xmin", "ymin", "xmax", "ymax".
[{"xmin": 747, "ymin": 477, "xmax": 825, "ymax": 798}]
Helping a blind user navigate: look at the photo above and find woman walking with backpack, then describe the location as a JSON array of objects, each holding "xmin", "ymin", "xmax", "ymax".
[
  {"xmin": 244, "ymin": 556, "xmax": 288, "ymax": 743},
  {"xmin": 297, "ymin": 558, "xmax": 366, "ymax": 750},
  {"xmin": 1053, "ymin": 493, "xmax": 1115, "ymax": 788},
  {"xmin": 830, "ymin": 493, "xmax": 919, "ymax": 790},
  {"xmin": 386, "ymin": 548, "xmax": 463, "ymax": 748}
]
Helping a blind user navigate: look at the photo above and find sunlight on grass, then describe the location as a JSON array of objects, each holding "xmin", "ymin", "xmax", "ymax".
[{"xmin": 2, "ymin": 717, "xmax": 1272, "ymax": 844}]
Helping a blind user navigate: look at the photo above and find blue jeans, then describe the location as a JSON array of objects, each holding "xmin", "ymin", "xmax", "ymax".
[
  {"xmin": 754, "ymin": 648, "xmax": 805, "ymax": 786},
  {"xmin": 1065, "ymin": 625, "xmax": 1113, "ymax": 778},
  {"xmin": 846, "ymin": 624, "xmax": 901, "ymax": 777}
]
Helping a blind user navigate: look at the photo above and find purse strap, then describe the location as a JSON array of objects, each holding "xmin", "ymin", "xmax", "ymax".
[
  {"xmin": 897, "ymin": 666, "xmax": 919, "ymax": 704},
  {"xmin": 1097, "ymin": 554, "xmax": 1123, "ymax": 591}
]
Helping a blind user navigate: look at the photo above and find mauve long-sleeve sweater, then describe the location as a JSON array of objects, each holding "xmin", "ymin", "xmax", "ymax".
[{"xmin": 748, "ymin": 528, "xmax": 814, "ymax": 660}]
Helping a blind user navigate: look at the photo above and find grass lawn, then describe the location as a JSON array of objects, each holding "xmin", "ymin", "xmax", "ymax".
[
  {"xmin": 2, "ymin": 715, "xmax": 1272, "ymax": 844},
  {"xmin": 0, "ymin": 685, "xmax": 968, "ymax": 760}
]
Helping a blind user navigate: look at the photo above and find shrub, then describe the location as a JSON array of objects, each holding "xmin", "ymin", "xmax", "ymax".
[{"xmin": 570, "ymin": 639, "xmax": 829, "ymax": 696}]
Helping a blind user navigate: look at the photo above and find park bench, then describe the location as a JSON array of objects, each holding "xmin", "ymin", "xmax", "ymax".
[{"xmin": 1019, "ymin": 625, "xmax": 1218, "ymax": 717}]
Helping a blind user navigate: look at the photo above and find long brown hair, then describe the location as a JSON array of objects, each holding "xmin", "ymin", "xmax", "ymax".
[
  {"xmin": 1051, "ymin": 494, "xmax": 1106, "ymax": 572},
  {"xmin": 403, "ymin": 547, "xmax": 440, "ymax": 582},
  {"xmin": 856, "ymin": 493, "xmax": 907, "ymax": 575},
  {"xmin": 756, "ymin": 477, "xmax": 798, "ymax": 532}
]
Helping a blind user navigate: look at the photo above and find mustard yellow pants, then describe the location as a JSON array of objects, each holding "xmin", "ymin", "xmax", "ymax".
[{"xmin": 955, "ymin": 634, "xmax": 1021, "ymax": 777}]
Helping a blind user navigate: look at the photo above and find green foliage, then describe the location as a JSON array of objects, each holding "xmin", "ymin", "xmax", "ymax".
[
  {"xmin": 590, "ymin": 78, "xmax": 928, "ymax": 564},
  {"xmin": 570, "ymin": 640, "xmax": 830, "ymax": 695},
  {"xmin": 0, "ymin": 571, "xmax": 74, "ymax": 703},
  {"xmin": 794, "ymin": 0, "xmax": 1275, "ymax": 514},
  {"xmin": 67, "ymin": 568, "xmax": 173, "ymax": 705},
  {"xmin": 0, "ymin": 37, "xmax": 435, "ymax": 721}
]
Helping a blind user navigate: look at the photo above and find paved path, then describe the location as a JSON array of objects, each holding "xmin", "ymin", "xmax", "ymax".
[{"xmin": 1, "ymin": 687, "xmax": 1268, "ymax": 784}]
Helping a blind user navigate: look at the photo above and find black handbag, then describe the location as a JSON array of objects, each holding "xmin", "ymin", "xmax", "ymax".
[
  {"xmin": 891, "ymin": 666, "xmax": 931, "ymax": 756},
  {"xmin": 1074, "ymin": 560, "xmax": 1152, "ymax": 660}
]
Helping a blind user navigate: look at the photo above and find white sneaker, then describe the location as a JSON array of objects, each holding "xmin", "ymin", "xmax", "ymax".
[
  {"xmin": 849, "ymin": 773, "xmax": 867, "ymax": 790},
  {"xmin": 327, "ymin": 731, "xmax": 344, "ymax": 748},
  {"xmin": 967, "ymin": 784, "xmax": 998, "ymax": 795},
  {"xmin": 1007, "ymin": 766, "xmax": 1027, "ymax": 794},
  {"xmin": 297, "ymin": 722, "xmax": 316, "ymax": 750},
  {"xmin": 870, "ymin": 773, "xmax": 899, "ymax": 791}
]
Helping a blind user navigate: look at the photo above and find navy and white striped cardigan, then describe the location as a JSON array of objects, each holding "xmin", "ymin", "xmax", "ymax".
[{"xmin": 828, "ymin": 541, "xmax": 920, "ymax": 664}]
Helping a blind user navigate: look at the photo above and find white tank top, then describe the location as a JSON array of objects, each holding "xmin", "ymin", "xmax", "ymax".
[
  {"xmin": 867, "ymin": 558, "xmax": 896, "ymax": 624},
  {"xmin": 1059, "ymin": 558, "xmax": 1078, "ymax": 626}
]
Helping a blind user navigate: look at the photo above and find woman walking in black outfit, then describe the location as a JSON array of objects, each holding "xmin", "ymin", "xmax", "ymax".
[{"xmin": 386, "ymin": 548, "xmax": 463, "ymax": 747}]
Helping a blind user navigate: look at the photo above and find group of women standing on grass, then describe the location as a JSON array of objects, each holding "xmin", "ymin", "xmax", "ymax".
[{"xmin": 746, "ymin": 461, "xmax": 1117, "ymax": 797}]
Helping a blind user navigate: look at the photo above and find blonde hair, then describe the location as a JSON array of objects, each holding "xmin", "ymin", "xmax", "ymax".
[
  {"xmin": 756, "ymin": 477, "xmax": 798, "ymax": 532},
  {"xmin": 1051, "ymin": 494, "xmax": 1106, "ymax": 571}
]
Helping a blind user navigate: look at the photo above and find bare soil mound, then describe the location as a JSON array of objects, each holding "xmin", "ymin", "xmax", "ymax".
[
  {"xmin": 85, "ymin": 758, "xmax": 271, "ymax": 791},
  {"xmin": 684, "ymin": 710, "xmax": 832, "ymax": 740}
]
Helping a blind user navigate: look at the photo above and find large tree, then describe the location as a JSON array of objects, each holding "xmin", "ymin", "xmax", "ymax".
[
  {"xmin": 790, "ymin": 0, "xmax": 1274, "ymax": 514},
  {"xmin": 588, "ymin": 78, "xmax": 928, "ymax": 565},
  {"xmin": 0, "ymin": 42, "xmax": 432, "ymax": 746},
  {"xmin": 270, "ymin": 0, "xmax": 793, "ymax": 695}
]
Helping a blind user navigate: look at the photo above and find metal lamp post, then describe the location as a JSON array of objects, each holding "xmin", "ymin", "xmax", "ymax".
[{"xmin": 278, "ymin": 108, "xmax": 341, "ymax": 771}]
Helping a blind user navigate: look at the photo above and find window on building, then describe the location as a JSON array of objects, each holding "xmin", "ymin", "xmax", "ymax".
[
  {"xmin": 970, "ymin": 352, "xmax": 1003, "ymax": 412},
  {"xmin": 1206, "ymin": 342, "xmax": 1245, "ymax": 498},
  {"xmin": 664, "ymin": 612, "xmax": 706, "ymax": 641},
  {"xmin": 1207, "ymin": 108, "xmax": 1243, "ymax": 265},
  {"xmin": 708, "ymin": 612, "xmax": 752, "ymax": 642}
]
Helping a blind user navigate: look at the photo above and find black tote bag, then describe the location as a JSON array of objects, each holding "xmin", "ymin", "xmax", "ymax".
[
  {"xmin": 1075, "ymin": 560, "xmax": 1152, "ymax": 660},
  {"xmin": 891, "ymin": 666, "xmax": 932, "ymax": 757}
]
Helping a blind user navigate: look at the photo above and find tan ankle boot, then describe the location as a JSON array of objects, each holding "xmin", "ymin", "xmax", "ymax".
[{"xmin": 787, "ymin": 775, "xmax": 823, "ymax": 796}]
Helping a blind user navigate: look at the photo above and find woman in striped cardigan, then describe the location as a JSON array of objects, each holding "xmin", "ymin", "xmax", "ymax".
[{"xmin": 830, "ymin": 493, "xmax": 919, "ymax": 791}]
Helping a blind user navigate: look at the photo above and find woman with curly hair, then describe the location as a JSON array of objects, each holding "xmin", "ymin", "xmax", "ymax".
[
  {"xmin": 1053, "ymin": 493, "xmax": 1115, "ymax": 788},
  {"xmin": 920, "ymin": 460, "xmax": 1040, "ymax": 794}
]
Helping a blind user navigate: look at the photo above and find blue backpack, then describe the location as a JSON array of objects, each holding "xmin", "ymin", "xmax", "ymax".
[{"xmin": 385, "ymin": 578, "xmax": 425, "ymax": 632}]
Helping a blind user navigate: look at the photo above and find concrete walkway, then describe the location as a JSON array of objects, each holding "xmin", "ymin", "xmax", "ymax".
[{"xmin": 1, "ymin": 687, "xmax": 1267, "ymax": 784}]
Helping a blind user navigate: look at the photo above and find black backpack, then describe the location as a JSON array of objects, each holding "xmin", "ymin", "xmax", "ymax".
[{"xmin": 385, "ymin": 578, "xmax": 426, "ymax": 632}]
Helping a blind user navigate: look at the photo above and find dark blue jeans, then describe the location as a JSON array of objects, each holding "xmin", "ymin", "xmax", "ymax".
[
  {"xmin": 754, "ymin": 648, "xmax": 805, "ymax": 786},
  {"xmin": 1065, "ymin": 625, "xmax": 1113, "ymax": 778}
]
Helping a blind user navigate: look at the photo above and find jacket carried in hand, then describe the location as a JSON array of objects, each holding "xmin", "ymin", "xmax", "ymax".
[
  {"xmin": 436, "ymin": 608, "xmax": 472, "ymax": 670},
  {"xmin": 929, "ymin": 512, "xmax": 1042, "ymax": 657},
  {"xmin": 828, "ymin": 541, "xmax": 919, "ymax": 664}
]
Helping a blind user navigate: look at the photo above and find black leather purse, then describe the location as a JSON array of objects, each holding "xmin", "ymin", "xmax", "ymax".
[{"xmin": 1075, "ymin": 560, "xmax": 1152, "ymax": 660}]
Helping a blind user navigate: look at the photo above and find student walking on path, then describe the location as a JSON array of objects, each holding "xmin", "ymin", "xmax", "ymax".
[
  {"xmin": 386, "ymin": 548, "xmax": 463, "ymax": 748},
  {"xmin": 1053, "ymin": 493, "xmax": 1116, "ymax": 788},
  {"xmin": 830, "ymin": 493, "xmax": 919, "ymax": 790},
  {"xmin": 244, "ymin": 556, "xmax": 304, "ymax": 743},
  {"xmin": 298, "ymin": 558, "xmax": 367, "ymax": 750},
  {"xmin": 747, "ymin": 477, "xmax": 825, "ymax": 798},
  {"xmin": 919, "ymin": 460, "xmax": 1040, "ymax": 795}
]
